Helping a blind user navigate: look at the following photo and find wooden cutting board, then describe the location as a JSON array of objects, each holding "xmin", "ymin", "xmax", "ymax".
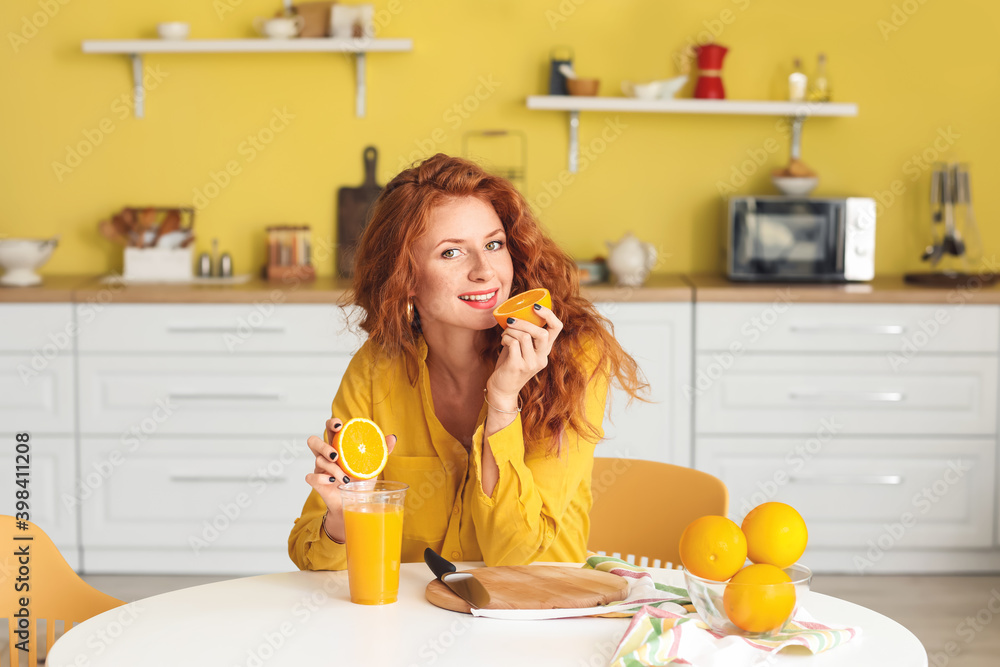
[
  {"xmin": 425, "ymin": 565, "xmax": 628, "ymax": 614},
  {"xmin": 336, "ymin": 146, "xmax": 382, "ymax": 278}
]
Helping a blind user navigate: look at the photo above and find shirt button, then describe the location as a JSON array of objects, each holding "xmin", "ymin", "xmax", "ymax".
[
  {"xmin": 451, "ymin": 551, "xmax": 462, "ymax": 561},
  {"xmin": 452, "ymin": 505, "xmax": 460, "ymax": 516}
]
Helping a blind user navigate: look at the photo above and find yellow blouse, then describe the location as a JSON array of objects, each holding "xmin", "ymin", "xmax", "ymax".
[{"xmin": 288, "ymin": 334, "xmax": 609, "ymax": 570}]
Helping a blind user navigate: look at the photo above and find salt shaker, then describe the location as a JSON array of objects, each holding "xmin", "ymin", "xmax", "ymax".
[
  {"xmin": 197, "ymin": 252, "xmax": 212, "ymax": 277},
  {"xmin": 219, "ymin": 252, "xmax": 233, "ymax": 278}
]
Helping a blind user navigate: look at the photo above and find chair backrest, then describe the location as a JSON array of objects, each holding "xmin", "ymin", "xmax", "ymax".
[
  {"xmin": 1, "ymin": 516, "xmax": 124, "ymax": 666},
  {"xmin": 589, "ymin": 458, "xmax": 728, "ymax": 569}
]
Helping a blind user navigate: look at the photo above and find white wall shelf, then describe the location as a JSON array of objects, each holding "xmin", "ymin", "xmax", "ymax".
[
  {"xmin": 81, "ymin": 38, "xmax": 414, "ymax": 119},
  {"xmin": 526, "ymin": 95, "xmax": 859, "ymax": 172}
]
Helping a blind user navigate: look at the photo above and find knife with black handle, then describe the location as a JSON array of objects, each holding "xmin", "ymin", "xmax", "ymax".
[{"xmin": 424, "ymin": 548, "xmax": 492, "ymax": 609}]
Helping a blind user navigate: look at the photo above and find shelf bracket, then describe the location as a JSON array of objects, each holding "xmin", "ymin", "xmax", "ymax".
[
  {"xmin": 789, "ymin": 114, "xmax": 806, "ymax": 159},
  {"xmin": 354, "ymin": 52, "xmax": 366, "ymax": 118},
  {"xmin": 130, "ymin": 53, "xmax": 145, "ymax": 119},
  {"xmin": 568, "ymin": 110, "xmax": 580, "ymax": 173}
]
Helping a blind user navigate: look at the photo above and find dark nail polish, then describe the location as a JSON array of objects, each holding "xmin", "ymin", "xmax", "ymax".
[
  {"xmin": 533, "ymin": 303, "xmax": 541, "ymax": 310},
  {"xmin": 342, "ymin": 475, "xmax": 351, "ymax": 484},
  {"xmin": 328, "ymin": 476, "xmax": 336, "ymax": 482},
  {"xmin": 329, "ymin": 450, "xmax": 338, "ymax": 461},
  {"xmin": 507, "ymin": 317, "xmax": 515, "ymax": 324},
  {"xmin": 333, "ymin": 423, "xmax": 342, "ymax": 431},
  {"xmin": 391, "ymin": 434, "xmax": 397, "ymax": 440}
]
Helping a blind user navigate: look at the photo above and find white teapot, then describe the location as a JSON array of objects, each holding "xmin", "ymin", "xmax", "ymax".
[{"xmin": 605, "ymin": 232, "xmax": 657, "ymax": 287}]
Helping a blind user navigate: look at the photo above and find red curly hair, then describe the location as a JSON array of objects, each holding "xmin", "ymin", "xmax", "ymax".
[{"xmin": 339, "ymin": 153, "xmax": 651, "ymax": 455}]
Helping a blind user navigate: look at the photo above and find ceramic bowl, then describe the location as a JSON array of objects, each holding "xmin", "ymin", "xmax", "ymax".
[
  {"xmin": 0, "ymin": 237, "xmax": 60, "ymax": 287},
  {"xmin": 683, "ymin": 563, "xmax": 812, "ymax": 637},
  {"xmin": 772, "ymin": 175, "xmax": 819, "ymax": 197},
  {"xmin": 157, "ymin": 22, "xmax": 190, "ymax": 40}
]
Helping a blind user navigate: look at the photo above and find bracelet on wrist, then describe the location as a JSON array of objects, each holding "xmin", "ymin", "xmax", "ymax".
[
  {"xmin": 321, "ymin": 510, "xmax": 345, "ymax": 544},
  {"xmin": 484, "ymin": 387, "xmax": 521, "ymax": 414}
]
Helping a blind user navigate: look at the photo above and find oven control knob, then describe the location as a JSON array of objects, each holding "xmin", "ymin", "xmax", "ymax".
[{"xmin": 854, "ymin": 245, "xmax": 871, "ymax": 257}]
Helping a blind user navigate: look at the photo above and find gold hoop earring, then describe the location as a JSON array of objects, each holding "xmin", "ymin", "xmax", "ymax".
[{"xmin": 406, "ymin": 299, "xmax": 414, "ymax": 324}]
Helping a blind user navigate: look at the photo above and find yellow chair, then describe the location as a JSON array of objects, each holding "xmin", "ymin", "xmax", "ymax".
[
  {"xmin": 589, "ymin": 458, "xmax": 729, "ymax": 569},
  {"xmin": 1, "ymin": 516, "xmax": 124, "ymax": 666}
]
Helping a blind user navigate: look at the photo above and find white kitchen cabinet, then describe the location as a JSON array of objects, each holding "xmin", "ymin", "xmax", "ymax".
[
  {"xmin": 594, "ymin": 302, "xmax": 692, "ymax": 466},
  {"xmin": 79, "ymin": 436, "xmax": 314, "ymax": 574},
  {"xmin": 695, "ymin": 354, "xmax": 998, "ymax": 436},
  {"xmin": 0, "ymin": 304, "xmax": 79, "ymax": 568},
  {"xmin": 0, "ymin": 303, "xmax": 76, "ymax": 351},
  {"xmin": 78, "ymin": 354, "xmax": 349, "ymax": 436},
  {"xmin": 697, "ymin": 303, "xmax": 1000, "ymax": 354},
  {"xmin": 699, "ymin": 437, "xmax": 995, "ymax": 551},
  {"xmin": 694, "ymin": 300, "xmax": 1000, "ymax": 573},
  {"xmin": 0, "ymin": 436, "xmax": 80, "ymax": 570},
  {"xmin": 0, "ymin": 355, "xmax": 75, "ymax": 434},
  {"xmin": 75, "ymin": 303, "xmax": 364, "ymax": 354}
]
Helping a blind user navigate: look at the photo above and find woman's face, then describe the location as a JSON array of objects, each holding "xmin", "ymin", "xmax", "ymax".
[{"xmin": 412, "ymin": 196, "xmax": 513, "ymax": 332}]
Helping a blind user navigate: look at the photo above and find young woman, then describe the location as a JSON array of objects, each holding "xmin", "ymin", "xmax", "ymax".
[{"xmin": 288, "ymin": 154, "xmax": 648, "ymax": 570}]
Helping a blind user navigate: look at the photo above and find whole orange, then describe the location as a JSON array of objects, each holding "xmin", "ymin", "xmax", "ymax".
[
  {"xmin": 723, "ymin": 563, "xmax": 796, "ymax": 634},
  {"xmin": 493, "ymin": 288, "xmax": 551, "ymax": 329},
  {"xmin": 678, "ymin": 515, "xmax": 747, "ymax": 582},
  {"xmin": 741, "ymin": 502, "xmax": 808, "ymax": 568}
]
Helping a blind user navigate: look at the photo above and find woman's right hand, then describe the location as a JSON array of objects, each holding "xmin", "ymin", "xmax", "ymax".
[
  {"xmin": 305, "ymin": 417, "xmax": 398, "ymax": 543},
  {"xmin": 305, "ymin": 418, "xmax": 353, "ymax": 542}
]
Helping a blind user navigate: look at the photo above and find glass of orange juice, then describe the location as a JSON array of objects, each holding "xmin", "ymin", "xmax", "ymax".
[{"xmin": 339, "ymin": 480, "xmax": 408, "ymax": 605}]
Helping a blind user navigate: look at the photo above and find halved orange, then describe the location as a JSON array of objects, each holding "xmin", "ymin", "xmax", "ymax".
[
  {"xmin": 493, "ymin": 288, "xmax": 552, "ymax": 329},
  {"xmin": 331, "ymin": 418, "xmax": 388, "ymax": 480}
]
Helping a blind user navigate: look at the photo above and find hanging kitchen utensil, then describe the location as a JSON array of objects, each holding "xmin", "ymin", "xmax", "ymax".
[
  {"xmin": 336, "ymin": 146, "xmax": 383, "ymax": 278},
  {"xmin": 549, "ymin": 46, "xmax": 574, "ymax": 95},
  {"xmin": 462, "ymin": 130, "xmax": 527, "ymax": 191},
  {"xmin": 941, "ymin": 163, "xmax": 965, "ymax": 258},
  {"xmin": 954, "ymin": 162, "xmax": 983, "ymax": 263},
  {"xmin": 907, "ymin": 161, "xmax": 995, "ymax": 288}
]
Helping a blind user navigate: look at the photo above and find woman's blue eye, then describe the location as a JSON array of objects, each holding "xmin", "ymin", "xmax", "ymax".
[{"xmin": 441, "ymin": 240, "xmax": 504, "ymax": 259}]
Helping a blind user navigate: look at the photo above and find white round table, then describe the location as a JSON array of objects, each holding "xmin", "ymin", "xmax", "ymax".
[{"xmin": 46, "ymin": 563, "xmax": 927, "ymax": 667}]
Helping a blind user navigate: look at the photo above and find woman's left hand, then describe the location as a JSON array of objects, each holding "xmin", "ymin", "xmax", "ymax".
[{"xmin": 487, "ymin": 303, "xmax": 564, "ymax": 399}]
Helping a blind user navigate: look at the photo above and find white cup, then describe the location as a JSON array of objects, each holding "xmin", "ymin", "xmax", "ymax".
[
  {"xmin": 254, "ymin": 16, "xmax": 304, "ymax": 39},
  {"xmin": 157, "ymin": 22, "xmax": 190, "ymax": 40}
]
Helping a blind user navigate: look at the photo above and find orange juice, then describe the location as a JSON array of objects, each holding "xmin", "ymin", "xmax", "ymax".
[{"xmin": 343, "ymin": 503, "xmax": 404, "ymax": 605}]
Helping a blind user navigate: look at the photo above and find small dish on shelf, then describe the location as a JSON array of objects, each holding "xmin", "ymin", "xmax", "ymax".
[
  {"xmin": 772, "ymin": 175, "xmax": 819, "ymax": 197},
  {"xmin": 157, "ymin": 22, "xmax": 190, "ymax": 40}
]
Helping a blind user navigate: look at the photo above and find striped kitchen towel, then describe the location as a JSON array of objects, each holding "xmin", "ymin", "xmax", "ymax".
[
  {"xmin": 581, "ymin": 555, "xmax": 691, "ymax": 618},
  {"xmin": 609, "ymin": 604, "xmax": 861, "ymax": 666}
]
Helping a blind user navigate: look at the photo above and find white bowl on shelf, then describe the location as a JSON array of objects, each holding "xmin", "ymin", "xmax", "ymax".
[
  {"xmin": 157, "ymin": 22, "xmax": 190, "ymax": 40},
  {"xmin": 0, "ymin": 236, "xmax": 60, "ymax": 287},
  {"xmin": 772, "ymin": 175, "xmax": 819, "ymax": 197}
]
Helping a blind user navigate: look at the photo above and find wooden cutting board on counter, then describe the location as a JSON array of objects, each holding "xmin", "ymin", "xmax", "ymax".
[
  {"xmin": 336, "ymin": 146, "xmax": 382, "ymax": 278},
  {"xmin": 425, "ymin": 565, "xmax": 628, "ymax": 614}
]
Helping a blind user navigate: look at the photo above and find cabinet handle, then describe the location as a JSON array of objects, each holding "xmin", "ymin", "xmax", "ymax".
[
  {"xmin": 166, "ymin": 324, "xmax": 287, "ymax": 334},
  {"xmin": 789, "ymin": 475, "xmax": 904, "ymax": 486},
  {"xmin": 789, "ymin": 391, "xmax": 905, "ymax": 402},
  {"xmin": 170, "ymin": 475, "xmax": 287, "ymax": 483},
  {"xmin": 168, "ymin": 391, "xmax": 284, "ymax": 401},
  {"xmin": 788, "ymin": 325, "xmax": 906, "ymax": 335}
]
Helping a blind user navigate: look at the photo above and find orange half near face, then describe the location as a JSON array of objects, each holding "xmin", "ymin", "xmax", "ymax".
[
  {"xmin": 493, "ymin": 288, "xmax": 551, "ymax": 329},
  {"xmin": 332, "ymin": 418, "xmax": 388, "ymax": 480}
]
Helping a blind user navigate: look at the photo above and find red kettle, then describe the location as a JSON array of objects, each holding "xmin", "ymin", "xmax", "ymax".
[{"xmin": 694, "ymin": 43, "xmax": 729, "ymax": 99}]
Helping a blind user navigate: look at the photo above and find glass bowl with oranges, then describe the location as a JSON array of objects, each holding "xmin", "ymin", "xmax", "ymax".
[
  {"xmin": 678, "ymin": 502, "xmax": 812, "ymax": 637},
  {"xmin": 684, "ymin": 562, "xmax": 813, "ymax": 637}
]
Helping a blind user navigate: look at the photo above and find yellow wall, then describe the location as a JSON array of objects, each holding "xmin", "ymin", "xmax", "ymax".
[{"xmin": 2, "ymin": 0, "xmax": 997, "ymax": 277}]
